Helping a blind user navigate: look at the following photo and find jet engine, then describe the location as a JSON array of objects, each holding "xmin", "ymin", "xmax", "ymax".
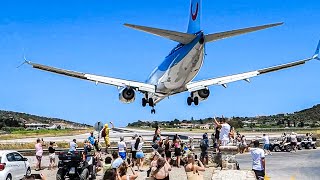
[
  {"xmin": 197, "ymin": 88, "xmax": 210, "ymax": 99},
  {"xmin": 119, "ymin": 87, "xmax": 135, "ymax": 103}
]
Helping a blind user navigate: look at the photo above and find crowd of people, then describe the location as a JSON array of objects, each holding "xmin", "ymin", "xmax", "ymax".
[{"xmin": 31, "ymin": 118, "xmax": 279, "ymax": 180}]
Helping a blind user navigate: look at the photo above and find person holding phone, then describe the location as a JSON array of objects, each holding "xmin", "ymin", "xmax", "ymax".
[{"xmin": 185, "ymin": 154, "xmax": 205, "ymax": 180}]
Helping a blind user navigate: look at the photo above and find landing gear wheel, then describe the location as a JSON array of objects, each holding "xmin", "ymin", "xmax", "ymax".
[
  {"xmin": 148, "ymin": 98, "xmax": 154, "ymax": 107},
  {"xmin": 142, "ymin": 98, "xmax": 147, "ymax": 107},
  {"xmin": 194, "ymin": 97, "xmax": 199, "ymax": 106},
  {"xmin": 187, "ymin": 97, "xmax": 193, "ymax": 106},
  {"xmin": 151, "ymin": 109, "xmax": 156, "ymax": 114}
]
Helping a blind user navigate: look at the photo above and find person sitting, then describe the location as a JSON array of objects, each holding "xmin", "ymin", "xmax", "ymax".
[
  {"xmin": 103, "ymin": 157, "xmax": 113, "ymax": 174},
  {"xmin": 117, "ymin": 162, "xmax": 138, "ymax": 180},
  {"xmin": 185, "ymin": 154, "xmax": 205, "ymax": 180},
  {"xmin": 103, "ymin": 169, "xmax": 117, "ymax": 180},
  {"xmin": 112, "ymin": 151, "xmax": 124, "ymax": 169},
  {"xmin": 151, "ymin": 157, "xmax": 171, "ymax": 180}
]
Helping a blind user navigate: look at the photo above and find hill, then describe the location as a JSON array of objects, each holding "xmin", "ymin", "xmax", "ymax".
[
  {"xmin": 0, "ymin": 110, "xmax": 91, "ymax": 130},
  {"xmin": 128, "ymin": 104, "xmax": 320, "ymax": 129}
]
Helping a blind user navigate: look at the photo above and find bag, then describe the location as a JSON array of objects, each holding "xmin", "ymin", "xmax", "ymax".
[
  {"xmin": 200, "ymin": 139, "xmax": 207, "ymax": 151},
  {"xmin": 101, "ymin": 127, "xmax": 106, "ymax": 137}
]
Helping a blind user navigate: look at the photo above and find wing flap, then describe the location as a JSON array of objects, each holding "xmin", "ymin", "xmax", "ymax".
[
  {"xmin": 124, "ymin": 23, "xmax": 196, "ymax": 44},
  {"xmin": 205, "ymin": 22, "xmax": 283, "ymax": 43},
  {"xmin": 187, "ymin": 57, "xmax": 313, "ymax": 92},
  {"xmin": 28, "ymin": 62, "xmax": 155, "ymax": 93}
]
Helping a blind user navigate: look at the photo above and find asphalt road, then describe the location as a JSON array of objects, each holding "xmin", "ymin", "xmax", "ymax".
[{"xmin": 237, "ymin": 149, "xmax": 320, "ymax": 180}]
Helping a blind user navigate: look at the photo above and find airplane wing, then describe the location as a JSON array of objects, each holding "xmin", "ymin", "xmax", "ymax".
[
  {"xmin": 186, "ymin": 41, "xmax": 320, "ymax": 92},
  {"xmin": 205, "ymin": 22, "xmax": 283, "ymax": 43},
  {"xmin": 27, "ymin": 62, "xmax": 156, "ymax": 93},
  {"xmin": 124, "ymin": 23, "xmax": 196, "ymax": 44}
]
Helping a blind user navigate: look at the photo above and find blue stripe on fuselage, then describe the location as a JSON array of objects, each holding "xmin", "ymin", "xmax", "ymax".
[
  {"xmin": 158, "ymin": 33, "xmax": 203, "ymax": 71},
  {"xmin": 146, "ymin": 32, "xmax": 204, "ymax": 84}
]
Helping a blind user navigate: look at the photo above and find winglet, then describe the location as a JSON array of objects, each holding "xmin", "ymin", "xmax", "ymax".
[
  {"xmin": 16, "ymin": 55, "xmax": 32, "ymax": 68},
  {"xmin": 312, "ymin": 40, "xmax": 320, "ymax": 60}
]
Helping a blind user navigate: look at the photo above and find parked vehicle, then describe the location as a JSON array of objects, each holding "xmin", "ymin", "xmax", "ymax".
[
  {"xmin": 57, "ymin": 151, "xmax": 91, "ymax": 180},
  {"xmin": 301, "ymin": 137, "xmax": 317, "ymax": 149},
  {"xmin": 270, "ymin": 140, "xmax": 292, "ymax": 152},
  {"xmin": 0, "ymin": 150, "xmax": 31, "ymax": 180}
]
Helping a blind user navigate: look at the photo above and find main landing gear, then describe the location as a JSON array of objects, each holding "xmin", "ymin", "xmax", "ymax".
[
  {"xmin": 187, "ymin": 93, "xmax": 199, "ymax": 106},
  {"xmin": 142, "ymin": 96, "xmax": 156, "ymax": 114}
]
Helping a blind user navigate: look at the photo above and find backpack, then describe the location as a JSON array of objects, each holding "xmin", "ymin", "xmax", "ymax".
[
  {"xmin": 200, "ymin": 139, "xmax": 207, "ymax": 151},
  {"xmin": 101, "ymin": 127, "xmax": 106, "ymax": 137}
]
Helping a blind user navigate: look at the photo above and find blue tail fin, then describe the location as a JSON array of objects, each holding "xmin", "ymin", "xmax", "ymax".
[
  {"xmin": 313, "ymin": 40, "xmax": 320, "ymax": 60},
  {"xmin": 187, "ymin": 0, "xmax": 201, "ymax": 34}
]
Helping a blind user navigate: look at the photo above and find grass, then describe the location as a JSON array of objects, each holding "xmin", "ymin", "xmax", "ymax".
[{"xmin": 0, "ymin": 128, "xmax": 92, "ymax": 140}]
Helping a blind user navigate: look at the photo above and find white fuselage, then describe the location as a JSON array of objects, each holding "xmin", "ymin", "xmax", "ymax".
[{"xmin": 146, "ymin": 34, "xmax": 205, "ymax": 103}]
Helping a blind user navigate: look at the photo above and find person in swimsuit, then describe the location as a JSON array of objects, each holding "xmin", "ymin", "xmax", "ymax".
[
  {"xmin": 185, "ymin": 154, "xmax": 205, "ymax": 180},
  {"xmin": 151, "ymin": 157, "xmax": 171, "ymax": 180},
  {"xmin": 117, "ymin": 162, "xmax": 138, "ymax": 180}
]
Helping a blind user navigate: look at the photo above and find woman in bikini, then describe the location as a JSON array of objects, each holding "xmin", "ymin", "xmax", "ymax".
[{"xmin": 151, "ymin": 157, "xmax": 171, "ymax": 180}]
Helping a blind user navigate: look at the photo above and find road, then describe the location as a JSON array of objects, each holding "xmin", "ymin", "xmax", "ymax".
[{"xmin": 237, "ymin": 149, "xmax": 320, "ymax": 180}]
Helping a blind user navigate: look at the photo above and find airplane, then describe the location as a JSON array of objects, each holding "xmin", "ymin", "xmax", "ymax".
[{"xmin": 26, "ymin": 0, "xmax": 319, "ymax": 114}]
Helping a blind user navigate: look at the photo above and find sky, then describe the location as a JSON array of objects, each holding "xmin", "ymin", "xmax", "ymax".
[{"xmin": 0, "ymin": 0, "xmax": 319, "ymax": 127}]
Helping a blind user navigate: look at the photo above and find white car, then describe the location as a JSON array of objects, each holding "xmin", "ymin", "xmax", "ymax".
[{"xmin": 0, "ymin": 150, "xmax": 31, "ymax": 180}]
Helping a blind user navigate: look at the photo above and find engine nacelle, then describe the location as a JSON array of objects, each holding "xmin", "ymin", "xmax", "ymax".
[
  {"xmin": 196, "ymin": 88, "xmax": 210, "ymax": 100},
  {"xmin": 119, "ymin": 87, "xmax": 135, "ymax": 103}
]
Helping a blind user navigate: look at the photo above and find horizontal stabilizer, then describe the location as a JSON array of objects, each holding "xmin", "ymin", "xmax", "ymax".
[
  {"xmin": 205, "ymin": 22, "xmax": 283, "ymax": 43},
  {"xmin": 124, "ymin": 23, "xmax": 196, "ymax": 44}
]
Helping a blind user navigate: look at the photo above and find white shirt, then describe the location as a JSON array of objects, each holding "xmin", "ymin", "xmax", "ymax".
[
  {"xmin": 290, "ymin": 134, "xmax": 297, "ymax": 142},
  {"xmin": 130, "ymin": 139, "xmax": 136, "ymax": 151},
  {"xmin": 219, "ymin": 123, "xmax": 231, "ymax": 141},
  {"xmin": 137, "ymin": 142, "xmax": 144, "ymax": 152},
  {"xmin": 118, "ymin": 141, "xmax": 126, "ymax": 152},
  {"xmin": 262, "ymin": 135, "xmax": 270, "ymax": 145},
  {"xmin": 250, "ymin": 148, "xmax": 265, "ymax": 171}
]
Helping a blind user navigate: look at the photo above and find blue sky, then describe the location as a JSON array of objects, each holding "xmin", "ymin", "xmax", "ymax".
[{"xmin": 0, "ymin": 0, "xmax": 319, "ymax": 127}]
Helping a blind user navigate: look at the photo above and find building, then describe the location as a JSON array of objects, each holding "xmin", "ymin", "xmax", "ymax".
[
  {"xmin": 25, "ymin": 123, "xmax": 49, "ymax": 130},
  {"xmin": 179, "ymin": 123, "xmax": 194, "ymax": 129}
]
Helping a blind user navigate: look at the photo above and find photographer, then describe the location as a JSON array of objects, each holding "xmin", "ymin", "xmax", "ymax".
[
  {"xmin": 48, "ymin": 141, "xmax": 57, "ymax": 170},
  {"xmin": 185, "ymin": 154, "xmax": 205, "ymax": 180}
]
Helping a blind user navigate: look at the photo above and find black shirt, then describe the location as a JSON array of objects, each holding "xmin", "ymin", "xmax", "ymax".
[{"xmin": 48, "ymin": 146, "xmax": 55, "ymax": 154}]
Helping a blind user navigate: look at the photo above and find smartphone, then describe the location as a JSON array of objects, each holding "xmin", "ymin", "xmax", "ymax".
[{"xmin": 194, "ymin": 155, "xmax": 198, "ymax": 160}]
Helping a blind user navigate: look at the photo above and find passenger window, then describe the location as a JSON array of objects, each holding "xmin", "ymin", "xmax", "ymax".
[
  {"xmin": 13, "ymin": 153, "xmax": 23, "ymax": 161},
  {"xmin": 6, "ymin": 153, "xmax": 15, "ymax": 162}
]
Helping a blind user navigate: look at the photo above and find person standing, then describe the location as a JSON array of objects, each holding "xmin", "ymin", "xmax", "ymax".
[
  {"xmin": 69, "ymin": 139, "xmax": 78, "ymax": 152},
  {"xmin": 173, "ymin": 134, "xmax": 182, "ymax": 168},
  {"xmin": 48, "ymin": 142, "xmax": 57, "ymax": 170},
  {"xmin": 200, "ymin": 133, "xmax": 209, "ymax": 166},
  {"xmin": 118, "ymin": 136, "xmax": 127, "ymax": 160},
  {"xmin": 130, "ymin": 134, "xmax": 138, "ymax": 167},
  {"xmin": 35, "ymin": 138, "xmax": 43, "ymax": 171},
  {"xmin": 88, "ymin": 131, "xmax": 95, "ymax": 146},
  {"xmin": 135, "ymin": 136, "xmax": 145, "ymax": 171},
  {"xmin": 214, "ymin": 117, "xmax": 231, "ymax": 146},
  {"xmin": 262, "ymin": 134, "xmax": 271, "ymax": 155},
  {"xmin": 290, "ymin": 132, "xmax": 298, "ymax": 152},
  {"xmin": 152, "ymin": 126, "xmax": 162, "ymax": 151},
  {"xmin": 249, "ymin": 140, "xmax": 266, "ymax": 180},
  {"xmin": 101, "ymin": 122, "xmax": 114, "ymax": 154},
  {"xmin": 164, "ymin": 137, "xmax": 172, "ymax": 164}
]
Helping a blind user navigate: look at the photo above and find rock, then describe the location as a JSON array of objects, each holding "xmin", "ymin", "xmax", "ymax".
[{"xmin": 212, "ymin": 170, "xmax": 256, "ymax": 180}]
